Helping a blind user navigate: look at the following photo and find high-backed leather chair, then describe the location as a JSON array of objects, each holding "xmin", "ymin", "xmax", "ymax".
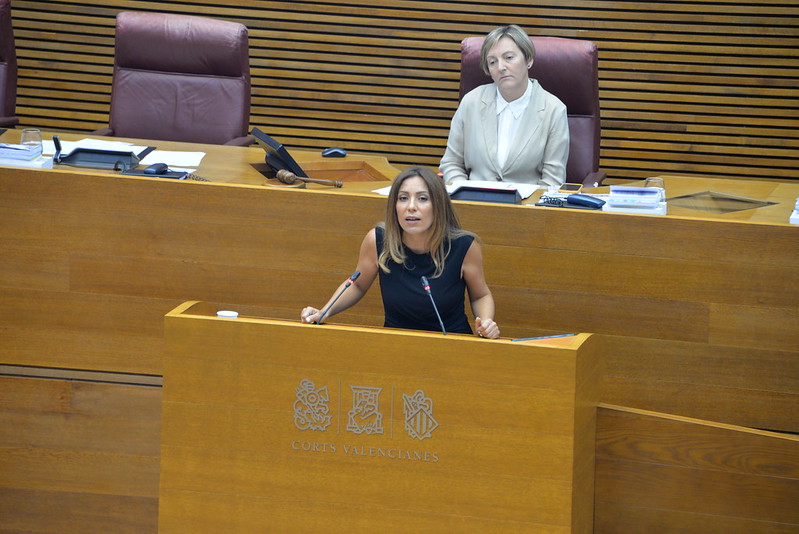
[
  {"xmin": 460, "ymin": 36, "xmax": 605, "ymax": 186},
  {"xmin": 0, "ymin": 0, "xmax": 18, "ymax": 128},
  {"xmin": 94, "ymin": 11, "xmax": 252, "ymax": 145}
]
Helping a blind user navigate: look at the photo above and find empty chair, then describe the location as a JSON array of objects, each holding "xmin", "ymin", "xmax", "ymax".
[
  {"xmin": 94, "ymin": 11, "xmax": 252, "ymax": 145},
  {"xmin": 460, "ymin": 35, "xmax": 605, "ymax": 186},
  {"xmin": 0, "ymin": 0, "xmax": 18, "ymax": 128}
]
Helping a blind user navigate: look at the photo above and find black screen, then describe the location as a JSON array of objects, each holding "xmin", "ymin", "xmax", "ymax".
[{"xmin": 250, "ymin": 127, "xmax": 308, "ymax": 178}]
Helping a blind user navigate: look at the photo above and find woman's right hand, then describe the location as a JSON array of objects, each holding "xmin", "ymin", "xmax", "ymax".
[{"xmin": 300, "ymin": 306, "xmax": 322, "ymax": 324}]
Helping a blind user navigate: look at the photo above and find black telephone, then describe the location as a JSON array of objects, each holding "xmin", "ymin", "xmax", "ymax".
[
  {"xmin": 566, "ymin": 194, "xmax": 606, "ymax": 209},
  {"xmin": 536, "ymin": 193, "xmax": 605, "ymax": 210},
  {"xmin": 120, "ymin": 163, "xmax": 211, "ymax": 181}
]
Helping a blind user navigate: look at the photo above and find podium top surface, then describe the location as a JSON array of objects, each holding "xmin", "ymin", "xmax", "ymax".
[{"xmin": 167, "ymin": 300, "xmax": 593, "ymax": 351}]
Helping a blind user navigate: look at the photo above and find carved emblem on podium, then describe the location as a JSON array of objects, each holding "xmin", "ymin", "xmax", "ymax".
[
  {"xmin": 346, "ymin": 386, "xmax": 384, "ymax": 435},
  {"xmin": 403, "ymin": 390, "xmax": 438, "ymax": 440},
  {"xmin": 293, "ymin": 379, "xmax": 332, "ymax": 431}
]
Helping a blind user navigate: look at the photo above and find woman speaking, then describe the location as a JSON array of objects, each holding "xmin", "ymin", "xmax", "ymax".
[{"xmin": 301, "ymin": 166, "xmax": 500, "ymax": 339}]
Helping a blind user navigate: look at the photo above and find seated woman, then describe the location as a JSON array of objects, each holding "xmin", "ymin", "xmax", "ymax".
[
  {"xmin": 440, "ymin": 24, "xmax": 569, "ymax": 187},
  {"xmin": 301, "ymin": 166, "xmax": 500, "ymax": 339}
]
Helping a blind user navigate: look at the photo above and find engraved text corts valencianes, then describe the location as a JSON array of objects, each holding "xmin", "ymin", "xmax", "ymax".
[{"xmin": 291, "ymin": 379, "xmax": 440, "ymax": 463}]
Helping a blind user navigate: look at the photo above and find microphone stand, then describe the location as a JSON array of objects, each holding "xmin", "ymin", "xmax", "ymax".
[
  {"xmin": 421, "ymin": 276, "xmax": 446, "ymax": 335},
  {"xmin": 315, "ymin": 271, "xmax": 361, "ymax": 324}
]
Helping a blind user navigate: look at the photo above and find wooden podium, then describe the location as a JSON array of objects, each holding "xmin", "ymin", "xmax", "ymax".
[{"xmin": 160, "ymin": 302, "xmax": 602, "ymax": 533}]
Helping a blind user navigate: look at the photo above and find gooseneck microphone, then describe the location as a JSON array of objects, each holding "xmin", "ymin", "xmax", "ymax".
[
  {"xmin": 315, "ymin": 271, "xmax": 361, "ymax": 324},
  {"xmin": 420, "ymin": 276, "xmax": 446, "ymax": 335}
]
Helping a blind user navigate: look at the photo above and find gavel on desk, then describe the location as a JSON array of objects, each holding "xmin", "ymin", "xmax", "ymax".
[{"xmin": 276, "ymin": 169, "xmax": 343, "ymax": 188}]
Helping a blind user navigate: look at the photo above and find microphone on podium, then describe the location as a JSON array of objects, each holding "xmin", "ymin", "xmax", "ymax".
[
  {"xmin": 420, "ymin": 276, "xmax": 446, "ymax": 335},
  {"xmin": 315, "ymin": 270, "xmax": 361, "ymax": 324}
]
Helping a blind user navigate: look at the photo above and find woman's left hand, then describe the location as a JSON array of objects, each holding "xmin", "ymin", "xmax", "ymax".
[{"xmin": 475, "ymin": 317, "xmax": 500, "ymax": 339}]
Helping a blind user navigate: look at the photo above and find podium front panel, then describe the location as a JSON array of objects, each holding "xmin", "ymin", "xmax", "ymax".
[{"xmin": 159, "ymin": 302, "xmax": 601, "ymax": 533}]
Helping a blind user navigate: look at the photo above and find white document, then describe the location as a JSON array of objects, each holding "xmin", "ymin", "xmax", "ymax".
[
  {"xmin": 372, "ymin": 185, "xmax": 392, "ymax": 196},
  {"xmin": 140, "ymin": 150, "xmax": 205, "ymax": 170},
  {"xmin": 42, "ymin": 138, "xmax": 148, "ymax": 156},
  {"xmin": 0, "ymin": 155, "xmax": 54, "ymax": 169}
]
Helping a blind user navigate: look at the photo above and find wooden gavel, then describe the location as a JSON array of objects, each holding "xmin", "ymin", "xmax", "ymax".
[{"xmin": 276, "ymin": 169, "xmax": 343, "ymax": 188}]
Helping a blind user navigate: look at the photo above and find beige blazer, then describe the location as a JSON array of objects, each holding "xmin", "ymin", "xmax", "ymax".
[{"xmin": 440, "ymin": 80, "xmax": 569, "ymax": 187}]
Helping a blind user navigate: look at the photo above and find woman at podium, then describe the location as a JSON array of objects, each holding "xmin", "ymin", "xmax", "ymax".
[{"xmin": 300, "ymin": 166, "xmax": 500, "ymax": 339}]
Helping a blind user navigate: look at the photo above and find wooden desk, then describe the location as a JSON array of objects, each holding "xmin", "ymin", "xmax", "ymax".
[
  {"xmin": 1, "ymin": 134, "xmax": 797, "ymax": 432},
  {"xmin": 0, "ymin": 129, "xmax": 400, "ymax": 186}
]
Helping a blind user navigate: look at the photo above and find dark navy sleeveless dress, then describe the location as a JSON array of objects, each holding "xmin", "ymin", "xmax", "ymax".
[{"xmin": 375, "ymin": 226, "xmax": 473, "ymax": 334}]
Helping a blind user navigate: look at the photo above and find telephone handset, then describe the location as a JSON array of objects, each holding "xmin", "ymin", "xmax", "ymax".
[{"xmin": 120, "ymin": 164, "xmax": 211, "ymax": 181}]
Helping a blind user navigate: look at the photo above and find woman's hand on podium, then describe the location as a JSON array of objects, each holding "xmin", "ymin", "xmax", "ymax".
[
  {"xmin": 475, "ymin": 317, "xmax": 500, "ymax": 339},
  {"xmin": 301, "ymin": 306, "xmax": 322, "ymax": 324}
]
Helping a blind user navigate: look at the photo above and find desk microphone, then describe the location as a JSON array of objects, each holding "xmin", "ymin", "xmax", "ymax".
[
  {"xmin": 420, "ymin": 276, "xmax": 446, "ymax": 335},
  {"xmin": 315, "ymin": 270, "xmax": 361, "ymax": 324}
]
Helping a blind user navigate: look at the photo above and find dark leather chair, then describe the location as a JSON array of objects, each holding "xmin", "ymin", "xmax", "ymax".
[
  {"xmin": 460, "ymin": 36, "xmax": 605, "ymax": 186},
  {"xmin": 94, "ymin": 11, "xmax": 252, "ymax": 146},
  {"xmin": 0, "ymin": 0, "xmax": 18, "ymax": 128}
]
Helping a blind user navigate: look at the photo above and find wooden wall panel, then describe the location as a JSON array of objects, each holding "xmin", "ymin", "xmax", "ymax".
[
  {"xmin": 2, "ymin": 165, "xmax": 798, "ymax": 432},
  {"xmin": 595, "ymin": 405, "xmax": 799, "ymax": 534},
  {"xmin": 0, "ymin": 374, "xmax": 160, "ymax": 533},
  {"xmin": 8, "ymin": 1, "xmax": 799, "ymax": 181}
]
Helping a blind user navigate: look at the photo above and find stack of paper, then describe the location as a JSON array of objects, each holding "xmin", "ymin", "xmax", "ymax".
[
  {"xmin": 0, "ymin": 143, "xmax": 52, "ymax": 169},
  {"xmin": 0, "ymin": 154, "xmax": 54, "ymax": 169},
  {"xmin": 0, "ymin": 143, "xmax": 43, "ymax": 160},
  {"xmin": 602, "ymin": 185, "xmax": 667, "ymax": 215}
]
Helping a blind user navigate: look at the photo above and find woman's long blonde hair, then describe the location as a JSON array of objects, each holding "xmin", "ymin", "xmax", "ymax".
[{"xmin": 378, "ymin": 166, "xmax": 473, "ymax": 278}]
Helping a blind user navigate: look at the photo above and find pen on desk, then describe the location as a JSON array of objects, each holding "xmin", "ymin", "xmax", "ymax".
[{"xmin": 511, "ymin": 333, "xmax": 577, "ymax": 342}]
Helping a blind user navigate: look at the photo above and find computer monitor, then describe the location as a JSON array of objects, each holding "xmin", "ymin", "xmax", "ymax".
[{"xmin": 250, "ymin": 127, "xmax": 307, "ymax": 178}]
